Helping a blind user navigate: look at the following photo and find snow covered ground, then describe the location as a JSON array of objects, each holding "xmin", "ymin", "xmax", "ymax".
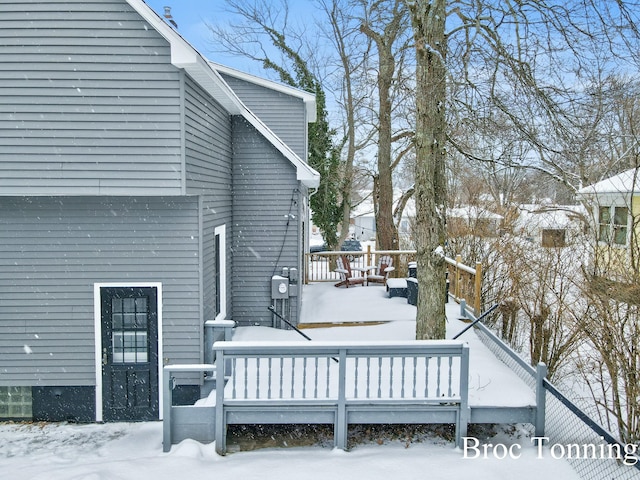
[{"xmin": 0, "ymin": 282, "xmax": 581, "ymax": 479}]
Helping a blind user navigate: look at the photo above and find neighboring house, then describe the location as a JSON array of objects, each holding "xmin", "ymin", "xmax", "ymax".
[
  {"xmin": 513, "ymin": 204, "xmax": 586, "ymax": 247},
  {"xmin": 578, "ymin": 168, "xmax": 640, "ymax": 281},
  {"xmin": 0, "ymin": 0, "xmax": 318, "ymax": 423},
  {"xmin": 448, "ymin": 206, "xmax": 503, "ymax": 238},
  {"xmin": 349, "ymin": 191, "xmax": 415, "ymax": 246},
  {"xmin": 351, "ymin": 192, "xmax": 376, "ymax": 241}
]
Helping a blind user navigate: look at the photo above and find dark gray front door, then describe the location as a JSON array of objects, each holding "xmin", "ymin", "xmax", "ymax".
[{"xmin": 101, "ymin": 287, "xmax": 159, "ymax": 421}]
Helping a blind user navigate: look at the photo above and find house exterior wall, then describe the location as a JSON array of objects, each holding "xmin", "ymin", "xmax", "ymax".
[
  {"xmin": 219, "ymin": 73, "xmax": 308, "ymax": 161},
  {"xmin": 0, "ymin": 0, "xmax": 314, "ymax": 419},
  {"xmin": 183, "ymin": 76, "xmax": 234, "ymax": 322},
  {"xmin": 231, "ymin": 117, "xmax": 302, "ymax": 326},
  {"xmin": 0, "ymin": 196, "xmax": 201, "ymax": 388},
  {"xmin": 0, "ymin": 0, "xmax": 184, "ymax": 196},
  {"xmin": 589, "ymin": 193, "xmax": 637, "ymax": 281}
]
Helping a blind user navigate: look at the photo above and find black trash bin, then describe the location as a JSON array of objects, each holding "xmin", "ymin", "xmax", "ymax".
[
  {"xmin": 406, "ymin": 278, "xmax": 418, "ymax": 306},
  {"xmin": 408, "ymin": 262, "xmax": 417, "ymax": 279},
  {"xmin": 445, "ymin": 271, "xmax": 449, "ymax": 304}
]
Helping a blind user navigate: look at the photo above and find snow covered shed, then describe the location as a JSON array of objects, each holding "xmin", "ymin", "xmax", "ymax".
[{"xmin": 0, "ymin": 0, "xmax": 318, "ymax": 423}]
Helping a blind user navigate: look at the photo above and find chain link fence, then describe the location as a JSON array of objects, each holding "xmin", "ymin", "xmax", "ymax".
[{"xmin": 471, "ymin": 315, "xmax": 640, "ymax": 480}]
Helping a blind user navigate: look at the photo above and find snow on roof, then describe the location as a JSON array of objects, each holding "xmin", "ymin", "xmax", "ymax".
[
  {"xmin": 127, "ymin": 0, "xmax": 319, "ymax": 188},
  {"xmin": 515, "ymin": 204, "xmax": 586, "ymax": 230},
  {"xmin": 577, "ymin": 168, "xmax": 640, "ymax": 195},
  {"xmin": 448, "ymin": 206, "xmax": 503, "ymax": 220},
  {"xmin": 350, "ymin": 190, "xmax": 417, "ymax": 219}
]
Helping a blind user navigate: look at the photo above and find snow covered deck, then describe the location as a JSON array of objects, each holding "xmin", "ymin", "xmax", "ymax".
[
  {"xmin": 296, "ymin": 282, "xmax": 536, "ymax": 410},
  {"xmin": 163, "ymin": 283, "xmax": 542, "ymax": 451}
]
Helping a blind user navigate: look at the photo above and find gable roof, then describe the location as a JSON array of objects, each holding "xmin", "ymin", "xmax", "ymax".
[
  {"xmin": 126, "ymin": 0, "xmax": 320, "ymax": 188},
  {"xmin": 578, "ymin": 168, "xmax": 640, "ymax": 196},
  {"xmin": 211, "ymin": 63, "xmax": 317, "ymax": 123}
]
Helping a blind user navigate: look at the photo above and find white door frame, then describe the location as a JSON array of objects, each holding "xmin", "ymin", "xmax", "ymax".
[
  {"xmin": 94, "ymin": 282, "xmax": 163, "ymax": 421},
  {"xmin": 214, "ymin": 225, "xmax": 227, "ymax": 320}
]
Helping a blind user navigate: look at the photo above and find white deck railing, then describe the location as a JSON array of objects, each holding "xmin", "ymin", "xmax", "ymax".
[
  {"xmin": 163, "ymin": 340, "xmax": 470, "ymax": 453},
  {"xmin": 214, "ymin": 340, "xmax": 470, "ymax": 454}
]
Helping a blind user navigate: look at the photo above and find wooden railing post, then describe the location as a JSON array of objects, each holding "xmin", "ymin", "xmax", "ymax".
[
  {"xmin": 474, "ymin": 262, "xmax": 482, "ymax": 316},
  {"xmin": 304, "ymin": 253, "xmax": 309, "ymax": 285},
  {"xmin": 455, "ymin": 254, "xmax": 462, "ymax": 300}
]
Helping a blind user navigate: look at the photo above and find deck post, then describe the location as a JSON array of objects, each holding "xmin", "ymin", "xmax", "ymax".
[
  {"xmin": 474, "ymin": 262, "xmax": 482, "ymax": 316},
  {"xmin": 215, "ymin": 349, "xmax": 227, "ymax": 455},
  {"xmin": 459, "ymin": 299, "xmax": 467, "ymax": 319},
  {"xmin": 535, "ymin": 362, "xmax": 547, "ymax": 438},
  {"xmin": 457, "ymin": 344, "xmax": 470, "ymax": 447},
  {"xmin": 334, "ymin": 348, "xmax": 348, "ymax": 450},
  {"xmin": 162, "ymin": 367, "xmax": 172, "ymax": 452},
  {"xmin": 455, "ymin": 255, "xmax": 462, "ymax": 300}
]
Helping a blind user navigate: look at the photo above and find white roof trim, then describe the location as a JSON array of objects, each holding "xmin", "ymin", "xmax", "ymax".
[
  {"xmin": 210, "ymin": 62, "xmax": 317, "ymax": 123},
  {"xmin": 126, "ymin": 0, "xmax": 319, "ymax": 188},
  {"xmin": 577, "ymin": 168, "xmax": 640, "ymax": 196}
]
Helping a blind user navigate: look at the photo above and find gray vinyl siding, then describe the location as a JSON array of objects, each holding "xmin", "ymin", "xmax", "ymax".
[
  {"xmin": 0, "ymin": 196, "xmax": 201, "ymax": 386},
  {"xmin": 0, "ymin": 0, "xmax": 184, "ymax": 196},
  {"xmin": 184, "ymin": 76, "xmax": 234, "ymax": 321},
  {"xmin": 220, "ymin": 74, "xmax": 307, "ymax": 160},
  {"xmin": 184, "ymin": 76, "xmax": 233, "ymax": 197},
  {"xmin": 201, "ymin": 198, "xmax": 232, "ymax": 322},
  {"xmin": 232, "ymin": 117, "xmax": 301, "ymax": 326}
]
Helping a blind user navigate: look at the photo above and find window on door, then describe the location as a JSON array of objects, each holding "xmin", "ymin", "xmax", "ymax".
[{"xmin": 111, "ymin": 297, "xmax": 149, "ymax": 363}]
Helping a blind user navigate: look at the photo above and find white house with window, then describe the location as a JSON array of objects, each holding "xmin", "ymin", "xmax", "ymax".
[{"xmin": 578, "ymin": 168, "xmax": 640, "ymax": 281}]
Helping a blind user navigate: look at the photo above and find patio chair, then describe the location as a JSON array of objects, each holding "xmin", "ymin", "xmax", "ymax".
[
  {"xmin": 363, "ymin": 255, "xmax": 394, "ymax": 286},
  {"xmin": 334, "ymin": 255, "xmax": 365, "ymax": 288}
]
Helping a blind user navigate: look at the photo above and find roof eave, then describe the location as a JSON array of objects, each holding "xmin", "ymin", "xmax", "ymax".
[
  {"xmin": 210, "ymin": 62, "xmax": 317, "ymax": 123},
  {"xmin": 126, "ymin": 0, "xmax": 319, "ymax": 188}
]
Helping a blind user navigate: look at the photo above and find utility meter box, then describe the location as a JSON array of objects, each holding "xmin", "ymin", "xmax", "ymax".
[{"xmin": 271, "ymin": 275, "xmax": 289, "ymax": 299}]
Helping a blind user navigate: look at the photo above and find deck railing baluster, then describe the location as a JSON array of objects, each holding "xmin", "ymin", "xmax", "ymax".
[
  {"xmin": 377, "ymin": 357, "xmax": 382, "ymax": 398},
  {"xmin": 436, "ymin": 357, "xmax": 442, "ymax": 397},
  {"xmin": 389, "ymin": 357, "xmax": 394, "ymax": 398},
  {"xmin": 244, "ymin": 358, "xmax": 249, "ymax": 398},
  {"xmin": 279, "ymin": 357, "xmax": 284, "ymax": 399},
  {"xmin": 412, "ymin": 356, "xmax": 417, "ymax": 398},
  {"xmin": 313, "ymin": 357, "xmax": 319, "ymax": 398},
  {"xmin": 424, "ymin": 356, "xmax": 430, "ymax": 397},
  {"xmin": 448, "ymin": 356, "xmax": 453, "ymax": 397},
  {"xmin": 256, "ymin": 357, "xmax": 260, "ymax": 398},
  {"xmin": 354, "ymin": 357, "xmax": 359, "ymax": 398},
  {"xmin": 268, "ymin": 357, "xmax": 272, "ymax": 399},
  {"xmin": 366, "ymin": 357, "xmax": 371, "ymax": 398},
  {"xmin": 232, "ymin": 357, "xmax": 237, "ymax": 399},
  {"xmin": 291, "ymin": 357, "xmax": 296, "ymax": 398},
  {"xmin": 401, "ymin": 357, "xmax": 406, "ymax": 398},
  {"xmin": 302, "ymin": 357, "xmax": 307, "ymax": 399}
]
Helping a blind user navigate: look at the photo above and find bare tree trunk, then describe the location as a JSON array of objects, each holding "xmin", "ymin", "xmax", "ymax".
[
  {"xmin": 359, "ymin": 1, "xmax": 406, "ymax": 250},
  {"xmin": 375, "ymin": 47, "xmax": 399, "ymax": 250},
  {"xmin": 407, "ymin": 0, "xmax": 447, "ymax": 339}
]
